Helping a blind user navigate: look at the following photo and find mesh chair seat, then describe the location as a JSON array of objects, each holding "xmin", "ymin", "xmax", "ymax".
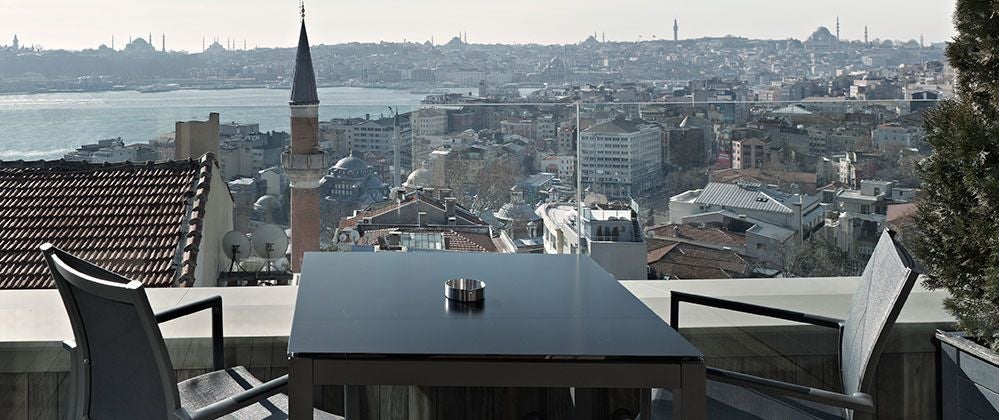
[
  {"xmin": 179, "ymin": 366, "xmax": 342, "ymax": 420},
  {"xmin": 640, "ymin": 381, "xmax": 844, "ymax": 420}
]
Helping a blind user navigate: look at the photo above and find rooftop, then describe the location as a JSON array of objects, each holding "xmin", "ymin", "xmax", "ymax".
[
  {"xmin": 646, "ymin": 224, "xmax": 747, "ymax": 249},
  {"xmin": 679, "ymin": 182, "xmax": 819, "ymax": 214},
  {"xmin": 582, "ymin": 117, "xmax": 657, "ymax": 134},
  {"xmin": 0, "ymin": 156, "xmax": 223, "ymax": 289},
  {"xmin": 647, "ymin": 238, "xmax": 749, "ymax": 279}
]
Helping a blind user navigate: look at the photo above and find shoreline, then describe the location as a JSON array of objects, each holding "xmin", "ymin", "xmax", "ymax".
[{"xmin": 0, "ymin": 84, "xmax": 484, "ymax": 98}]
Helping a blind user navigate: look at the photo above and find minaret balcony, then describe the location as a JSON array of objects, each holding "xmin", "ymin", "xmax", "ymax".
[{"xmin": 282, "ymin": 151, "xmax": 328, "ymax": 189}]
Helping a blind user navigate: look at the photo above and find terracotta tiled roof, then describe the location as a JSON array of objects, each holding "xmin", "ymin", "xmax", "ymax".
[
  {"xmin": 886, "ymin": 203, "xmax": 917, "ymax": 223},
  {"xmin": 442, "ymin": 231, "xmax": 497, "ymax": 252},
  {"xmin": 646, "ymin": 224, "xmax": 746, "ymax": 248},
  {"xmin": 648, "ymin": 239, "xmax": 748, "ymax": 280},
  {"xmin": 711, "ymin": 168, "xmax": 817, "ymax": 187},
  {"xmin": 0, "ymin": 156, "xmax": 218, "ymax": 289}
]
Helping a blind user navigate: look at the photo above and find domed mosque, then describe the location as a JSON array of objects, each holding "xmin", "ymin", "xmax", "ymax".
[
  {"xmin": 805, "ymin": 26, "xmax": 839, "ymax": 51},
  {"xmin": 495, "ymin": 186, "xmax": 542, "ymax": 238},
  {"xmin": 321, "ymin": 151, "xmax": 387, "ymax": 205}
]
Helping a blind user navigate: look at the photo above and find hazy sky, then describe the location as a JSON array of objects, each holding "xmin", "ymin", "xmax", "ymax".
[{"xmin": 2, "ymin": 0, "xmax": 958, "ymax": 52}]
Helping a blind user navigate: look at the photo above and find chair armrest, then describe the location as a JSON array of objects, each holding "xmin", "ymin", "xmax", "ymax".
[
  {"xmin": 62, "ymin": 340, "xmax": 85, "ymax": 419},
  {"xmin": 670, "ymin": 291, "xmax": 843, "ymax": 330},
  {"xmin": 155, "ymin": 296, "xmax": 224, "ymax": 370},
  {"xmin": 185, "ymin": 375, "xmax": 288, "ymax": 420},
  {"xmin": 708, "ymin": 367, "xmax": 874, "ymax": 413}
]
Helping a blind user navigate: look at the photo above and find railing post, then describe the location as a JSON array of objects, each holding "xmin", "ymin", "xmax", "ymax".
[
  {"xmin": 212, "ymin": 298, "xmax": 224, "ymax": 370},
  {"xmin": 670, "ymin": 294, "xmax": 680, "ymax": 330}
]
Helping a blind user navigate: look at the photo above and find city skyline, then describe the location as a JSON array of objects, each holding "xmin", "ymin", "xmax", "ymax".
[{"xmin": 3, "ymin": 0, "xmax": 957, "ymax": 52}]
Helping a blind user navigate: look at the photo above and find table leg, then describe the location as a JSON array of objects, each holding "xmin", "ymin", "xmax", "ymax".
[
  {"xmin": 674, "ymin": 361, "xmax": 706, "ymax": 420},
  {"xmin": 344, "ymin": 385, "xmax": 362, "ymax": 419},
  {"xmin": 570, "ymin": 387, "xmax": 593, "ymax": 420},
  {"xmin": 289, "ymin": 358, "xmax": 314, "ymax": 420}
]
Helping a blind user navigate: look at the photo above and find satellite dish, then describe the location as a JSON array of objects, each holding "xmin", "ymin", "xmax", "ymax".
[
  {"xmin": 221, "ymin": 230, "xmax": 251, "ymax": 261},
  {"xmin": 221, "ymin": 230, "xmax": 251, "ymax": 280},
  {"xmin": 337, "ymin": 228, "xmax": 360, "ymax": 244},
  {"xmin": 251, "ymin": 224, "xmax": 289, "ymax": 260}
]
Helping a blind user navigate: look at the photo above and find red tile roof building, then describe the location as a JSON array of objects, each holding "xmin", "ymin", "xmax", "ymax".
[
  {"xmin": 0, "ymin": 155, "xmax": 233, "ymax": 289},
  {"xmin": 647, "ymin": 238, "xmax": 751, "ymax": 280}
]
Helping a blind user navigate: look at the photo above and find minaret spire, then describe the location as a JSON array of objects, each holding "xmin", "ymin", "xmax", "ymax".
[
  {"xmin": 289, "ymin": 6, "xmax": 319, "ymax": 106},
  {"xmin": 836, "ymin": 16, "xmax": 840, "ymax": 41}
]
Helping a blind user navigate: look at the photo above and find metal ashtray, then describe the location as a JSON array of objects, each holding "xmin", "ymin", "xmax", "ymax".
[{"xmin": 445, "ymin": 278, "xmax": 485, "ymax": 302}]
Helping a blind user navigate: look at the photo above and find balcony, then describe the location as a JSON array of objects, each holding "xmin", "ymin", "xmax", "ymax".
[{"xmin": 0, "ymin": 276, "xmax": 949, "ymax": 419}]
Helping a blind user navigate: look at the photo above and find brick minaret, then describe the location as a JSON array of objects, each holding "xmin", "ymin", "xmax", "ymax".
[{"xmin": 282, "ymin": 9, "xmax": 327, "ymax": 272}]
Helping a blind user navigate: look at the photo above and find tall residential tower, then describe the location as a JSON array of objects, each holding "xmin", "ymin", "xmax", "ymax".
[{"xmin": 282, "ymin": 7, "xmax": 328, "ymax": 272}]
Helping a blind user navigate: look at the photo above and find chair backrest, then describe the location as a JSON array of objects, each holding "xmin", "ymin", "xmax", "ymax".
[
  {"xmin": 41, "ymin": 244, "xmax": 181, "ymax": 419},
  {"xmin": 840, "ymin": 229, "xmax": 919, "ymax": 397}
]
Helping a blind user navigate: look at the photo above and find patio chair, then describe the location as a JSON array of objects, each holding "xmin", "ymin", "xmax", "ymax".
[
  {"xmin": 42, "ymin": 243, "xmax": 341, "ymax": 420},
  {"xmin": 639, "ymin": 229, "xmax": 919, "ymax": 420}
]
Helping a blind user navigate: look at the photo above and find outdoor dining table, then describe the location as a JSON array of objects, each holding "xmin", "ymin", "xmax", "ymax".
[{"xmin": 288, "ymin": 252, "xmax": 706, "ymax": 419}]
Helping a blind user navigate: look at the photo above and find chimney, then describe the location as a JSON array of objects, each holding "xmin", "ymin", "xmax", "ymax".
[
  {"xmin": 445, "ymin": 197, "xmax": 457, "ymax": 220},
  {"xmin": 417, "ymin": 211, "xmax": 427, "ymax": 227}
]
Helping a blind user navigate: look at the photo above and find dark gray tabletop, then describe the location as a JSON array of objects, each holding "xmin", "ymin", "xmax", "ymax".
[{"xmin": 288, "ymin": 252, "xmax": 702, "ymax": 361}]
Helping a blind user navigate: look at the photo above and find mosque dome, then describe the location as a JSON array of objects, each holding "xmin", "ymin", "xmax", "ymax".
[
  {"xmin": 332, "ymin": 155, "xmax": 370, "ymax": 178},
  {"xmin": 254, "ymin": 195, "xmax": 282, "ymax": 213},
  {"xmin": 495, "ymin": 202, "xmax": 541, "ymax": 222},
  {"xmin": 404, "ymin": 167, "xmax": 431, "ymax": 189}
]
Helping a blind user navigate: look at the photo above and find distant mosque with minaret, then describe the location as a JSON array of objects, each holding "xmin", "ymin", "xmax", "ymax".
[{"xmin": 4, "ymin": 34, "xmax": 21, "ymax": 52}]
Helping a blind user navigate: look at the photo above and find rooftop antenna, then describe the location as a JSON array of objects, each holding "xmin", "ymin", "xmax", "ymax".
[
  {"xmin": 300, "ymin": 0, "xmax": 306, "ymax": 20},
  {"xmin": 251, "ymin": 224, "xmax": 290, "ymax": 274},
  {"xmin": 221, "ymin": 231, "xmax": 251, "ymax": 280}
]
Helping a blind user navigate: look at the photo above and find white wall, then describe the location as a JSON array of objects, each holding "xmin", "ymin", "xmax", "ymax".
[
  {"xmin": 194, "ymin": 166, "xmax": 235, "ymax": 287},
  {"xmin": 589, "ymin": 241, "xmax": 647, "ymax": 280}
]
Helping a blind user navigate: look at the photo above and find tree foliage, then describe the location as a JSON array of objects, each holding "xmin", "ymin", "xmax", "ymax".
[
  {"xmin": 790, "ymin": 239, "xmax": 863, "ymax": 278},
  {"xmin": 914, "ymin": 0, "xmax": 999, "ymax": 351}
]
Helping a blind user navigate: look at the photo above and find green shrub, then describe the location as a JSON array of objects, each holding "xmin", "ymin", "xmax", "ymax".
[{"xmin": 914, "ymin": 0, "xmax": 999, "ymax": 351}]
